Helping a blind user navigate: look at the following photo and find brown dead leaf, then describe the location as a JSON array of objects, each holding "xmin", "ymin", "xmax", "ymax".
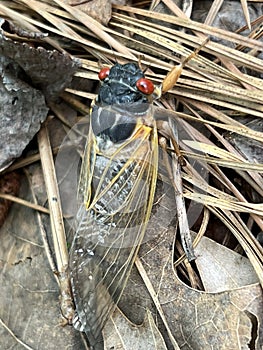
[
  {"xmin": 138, "ymin": 227, "xmax": 263, "ymax": 350},
  {"xmin": 66, "ymin": 0, "xmax": 127, "ymax": 25},
  {"xmin": 66, "ymin": 0, "xmax": 112, "ymax": 25}
]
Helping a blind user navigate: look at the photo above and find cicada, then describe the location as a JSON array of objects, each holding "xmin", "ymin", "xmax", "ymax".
[{"xmin": 69, "ymin": 62, "xmax": 192, "ymax": 349}]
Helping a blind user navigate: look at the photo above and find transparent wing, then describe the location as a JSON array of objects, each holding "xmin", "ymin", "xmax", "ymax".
[{"xmin": 70, "ymin": 109, "xmax": 158, "ymax": 349}]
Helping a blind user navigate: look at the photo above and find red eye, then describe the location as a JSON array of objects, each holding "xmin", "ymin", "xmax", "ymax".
[
  {"xmin": 136, "ymin": 78, "xmax": 154, "ymax": 95},
  {"xmin": 98, "ymin": 67, "xmax": 110, "ymax": 80}
]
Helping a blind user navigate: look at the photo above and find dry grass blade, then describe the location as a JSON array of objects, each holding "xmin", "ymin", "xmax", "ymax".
[
  {"xmin": 0, "ymin": 2, "xmax": 64, "ymax": 51},
  {"xmin": 24, "ymin": 168, "xmax": 58, "ymax": 277},
  {"xmin": 0, "ymin": 193, "xmax": 49, "ymax": 214},
  {"xmin": 204, "ymin": 0, "xmax": 224, "ymax": 25},
  {"xmin": 240, "ymin": 0, "xmax": 251, "ymax": 29},
  {"xmin": 53, "ymin": 0, "xmax": 135, "ymax": 57},
  {"xmin": 37, "ymin": 123, "xmax": 74, "ymax": 322},
  {"xmin": 183, "ymin": 152, "xmax": 263, "ymax": 171},
  {"xmin": 161, "ymin": 0, "xmax": 189, "ymax": 18},
  {"xmin": 184, "ymin": 191, "xmax": 262, "ymax": 215},
  {"xmin": 37, "ymin": 124, "xmax": 68, "ymax": 271},
  {"xmin": 184, "ymin": 141, "xmax": 256, "ymax": 161},
  {"xmin": 111, "ymin": 13, "xmax": 263, "ymax": 72},
  {"xmin": 114, "ymin": 5, "xmax": 263, "ymax": 50}
]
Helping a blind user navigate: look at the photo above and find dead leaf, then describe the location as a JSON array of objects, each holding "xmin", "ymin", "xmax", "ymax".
[
  {"xmin": 103, "ymin": 308, "xmax": 169, "ymax": 350},
  {"xmin": 0, "ymin": 19, "xmax": 80, "ymax": 171},
  {"xmin": 138, "ymin": 227, "xmax": 263, "ymax": 349},
  {"xmin": 66, "ymin": 0, "xmax": 127, "ymax": 25},
  {"xmin": 0, "ymin": 171, "xmax": 86, "ymax": 350},
  {"xmin": 0, "ymin": 48, "xmax": 48, "ymax": 170},
  {"xmin": 195, "ymin": 235, "xmax": 259, "ymax": 292},
  {"xmin": 0, "ymin": 19, "xmax": 80, "ymax": 100}
]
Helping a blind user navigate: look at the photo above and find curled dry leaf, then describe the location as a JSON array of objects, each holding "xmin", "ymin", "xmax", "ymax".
[
  {"xmin": 67, "ymin": 0, "xmax": 127, "ymax": 25},
  {"xmin": 0, "ymin": 19, "xmax": 80, "ymax": 100},
  {"xmin": 0, "ymin": 19, "xmax": 80, "ymax": 170},
  {"xmin": 0, "ymin": 62, "xmax": 48, "ymax": 171},
  {"xmin": 0, "ymin": 24, "xmax": 48, "ymax": 170}
]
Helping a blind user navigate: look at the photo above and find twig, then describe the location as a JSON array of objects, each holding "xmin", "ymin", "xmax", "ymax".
[
  {"xmin": 24, "ymin": 169, "xmax": 58, "ymax": 279},
  {"xmin": 0, "ymin": 193, "xmax": 49, "ymax": 214},
  {"xmin": 37, "ymin": 122, "xmax": 74, "ymax": 323},
  {"xmin": 159, "ymin": 122, "xmax": 195, "ymax": 261}
]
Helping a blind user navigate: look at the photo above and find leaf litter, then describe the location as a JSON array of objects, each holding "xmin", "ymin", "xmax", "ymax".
[{"xmin": 0, "ymin": 0, "xmax": 262, "ymax": 349}]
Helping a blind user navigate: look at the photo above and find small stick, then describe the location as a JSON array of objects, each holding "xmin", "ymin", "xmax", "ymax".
[
  {"xmin": 0, "ymin": 193, "xmax": 49, "ymax": 214},
  {"xmin": 159, "ymin": 131, "xmax": 195, "ymax": 261},
  {"xmin": 37, "ymin": 123, "xmax": 74, "ymax": 323},
  {"xmin": 24, "ymin": 168, "xmax": 58, "ymax": 278}
]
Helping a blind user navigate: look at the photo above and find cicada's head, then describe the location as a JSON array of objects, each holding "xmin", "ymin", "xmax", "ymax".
[{"xmin": 97, "ymin": 63, "xmax": 155, "ymax": 105}]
